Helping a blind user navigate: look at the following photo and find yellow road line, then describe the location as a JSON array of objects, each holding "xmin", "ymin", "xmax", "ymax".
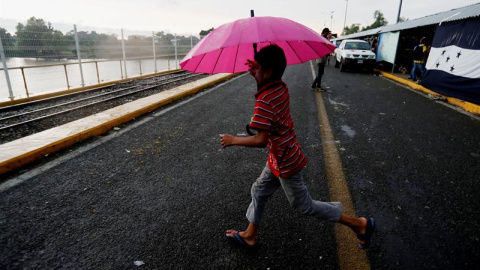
[{"xmin": 310, "ymin": 62, "xmax": 370, "ymax": 270}]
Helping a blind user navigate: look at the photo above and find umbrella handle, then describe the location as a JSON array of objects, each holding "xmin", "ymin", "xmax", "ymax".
[{"xmin": 251, "ymin": 10, "xmax": 257, "ymax": 56}]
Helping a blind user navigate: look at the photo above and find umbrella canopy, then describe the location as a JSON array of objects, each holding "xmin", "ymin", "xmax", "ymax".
[{"xmin": 180, "ymin": 16, "xmax": 335, "ymax": 74}]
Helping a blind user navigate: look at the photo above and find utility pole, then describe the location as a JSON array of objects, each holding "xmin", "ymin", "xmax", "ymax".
[
  {"xmin": 342, "ymin": 0, "xmax": 349, "ymax": 35},
  {"xmin": 396, "ymin": 0, "xmax": 403, "ymax": 23}
]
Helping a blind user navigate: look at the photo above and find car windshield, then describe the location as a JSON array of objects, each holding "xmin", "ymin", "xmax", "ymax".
[{"xmin": 344, "ymin": 42, "xmax": 371, "ymax": 50}]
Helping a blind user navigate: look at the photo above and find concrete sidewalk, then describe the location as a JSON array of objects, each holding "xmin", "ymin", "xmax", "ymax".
[
  {"xmin": 376, "ymin": 69, "xmax": 480, "ymax": 116},
  {"xmin": 0, "ymin": 73, "xmax": 235, "ymax": 176}
]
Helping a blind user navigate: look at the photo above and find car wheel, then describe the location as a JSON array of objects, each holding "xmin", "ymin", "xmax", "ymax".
[
  {"xmin": 334, "ymin": 59, "xmax": 340, "ymax": 68},
  {"xmin": 340, "ymin": 58, "xmax": 346, "ymax": 72}
]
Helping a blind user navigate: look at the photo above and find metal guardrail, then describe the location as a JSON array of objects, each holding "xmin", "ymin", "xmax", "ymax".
[
  {"xmin": 0, "ymin": 55, "xmax": 185, "ymax": 100},
  {"xmin": 0, "ymin": 25, "xmax": 195, "ymax": 102}
]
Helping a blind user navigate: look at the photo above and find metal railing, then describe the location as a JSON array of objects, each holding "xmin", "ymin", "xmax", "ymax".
[
  {"xmin": 0, "ymin": 23, "xmax": 197, "ymax": 102},
  {"xmin": 0, "ymin": 55, "xmax": 185, "ymax": 100}
]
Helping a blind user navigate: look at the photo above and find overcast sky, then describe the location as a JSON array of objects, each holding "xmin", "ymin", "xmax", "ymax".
[{"xmin": 1, "ymin": 0, "xmax": 479, "ymax": 37}]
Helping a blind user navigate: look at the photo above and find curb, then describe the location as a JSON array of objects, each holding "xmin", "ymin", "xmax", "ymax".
[
  {"xmin": 0, "ymin": 73, "xmax": 236, "ymax": 176},
  {"xmin": 376, "ymin": 69, "xmax": 480, "ymax": 116}
]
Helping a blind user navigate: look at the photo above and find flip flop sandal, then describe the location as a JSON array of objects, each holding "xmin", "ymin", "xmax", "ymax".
[
  {"xmin": 357, "ymin": 217, "xmax": 375, "ymax": 249},
  {"xmin": 225, "ymin": 231, "xmax": 257, "ymax": 251}
]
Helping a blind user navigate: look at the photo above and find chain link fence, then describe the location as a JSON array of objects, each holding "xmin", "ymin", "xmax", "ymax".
[{"xmin": 0, "ymin": 19, "xmax": 199, "ymax": 102}]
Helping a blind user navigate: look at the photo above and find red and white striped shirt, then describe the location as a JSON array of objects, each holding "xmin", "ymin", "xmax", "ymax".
[{"xmin": 249, "ymin": 80, "xmax": 307, "ymax": 178}]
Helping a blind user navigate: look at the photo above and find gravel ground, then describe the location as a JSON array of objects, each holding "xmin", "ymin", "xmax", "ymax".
[{"xmin": 0, "ymin": 72, "xmax": 208, "ymax": 144}]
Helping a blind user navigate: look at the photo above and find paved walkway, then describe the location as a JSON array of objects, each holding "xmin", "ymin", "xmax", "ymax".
[{"xmin": 1, "ymin": 62, "xmax": 479, "ymax": 269}]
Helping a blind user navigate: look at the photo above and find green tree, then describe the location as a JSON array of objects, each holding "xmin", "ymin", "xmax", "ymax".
[
  {"xmin": 66, "ymin": 30, "xmax": 121, "ymax": 59},
  {"xmin": 361, "ymin": 10, "xmax": 388, "ymax": 31},
  {"xmin": 344, "ymin": 24, "xmax": 360, "ymax": 35},
  {"xmin": 0, "ymin": 28, "xmax": 13, "ymax": 45},
  {"xmin": 15, "ymin": 17, "xmax": 54, "ymax": 57},
  {"xmin": 40, "ymin": 30, "xmax": 71, "ymax": 59},
  {"xmin": 95, "ymin": 32, "xmax": 121, "ymax": 58},
  {"xmin": 154, "ymin": 31, "xmax": 171, "ymax": 45},
  {"xmin": 176, "ymin": 35, "xmax": 199, "ymax": 54},
  {"xmin": 125, "ymin": 35, "xmax": 154, "ymax": 58},
  {"xmin": 0, "ymin": 27, "xmax": 14, "ymax": 47},
  {"xmin": 0, "ymin": 27, "xmax": 15, "ymax": 56},
  {"xmin": 199, "ymin": 28, "xmax": 214, "ymax": 37},
  {"xmin": 178, "ymin": 35, "xmax": 198, "ymax": 46}
]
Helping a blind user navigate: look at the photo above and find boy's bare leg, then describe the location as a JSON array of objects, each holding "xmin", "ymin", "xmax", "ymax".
[{"xmin": 226, "ymin": 222, "xmax": 258, "ymax": 246}]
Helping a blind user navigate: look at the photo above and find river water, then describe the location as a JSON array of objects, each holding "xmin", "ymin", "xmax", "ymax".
[{"xmin": 0, "ymin": 57, "xmax": 180, "ymax": 102}]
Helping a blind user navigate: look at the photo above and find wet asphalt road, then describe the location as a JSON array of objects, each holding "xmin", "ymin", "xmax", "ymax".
[{"xmin": 1, "ymin": 62, "xmax": 479, "ymax": 269}]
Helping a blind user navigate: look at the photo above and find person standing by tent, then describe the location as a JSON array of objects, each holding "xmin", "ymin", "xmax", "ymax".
[
  {"xmin": 221, "ymin": 44, "xmax": 375, "ymax": 251},
  {"xmin": 311, "ymin": 28, "xmax": 331, "ymax": 91},
  {"xmin": 410, "ymin": 37, "xmax": 430, "ymax": 83}
]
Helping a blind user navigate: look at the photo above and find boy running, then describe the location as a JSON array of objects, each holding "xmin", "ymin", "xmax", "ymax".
[{"xmin": 220, "ymin": 44, "xmax": 374, "ymax": 250}]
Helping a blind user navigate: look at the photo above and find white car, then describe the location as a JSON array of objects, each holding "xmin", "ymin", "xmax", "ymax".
[{"xmin": 334, "ymin": 39, "xmax": 376, "ymax": 72}]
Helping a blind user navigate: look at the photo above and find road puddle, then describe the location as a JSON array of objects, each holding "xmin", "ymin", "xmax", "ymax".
[
  {"xmin": 340, "ymin": 125, "xmax": 356, "ymax": 137},
  {"xmin": 328, "ymin": 96, "xmax": 349, "ymax": 107}
]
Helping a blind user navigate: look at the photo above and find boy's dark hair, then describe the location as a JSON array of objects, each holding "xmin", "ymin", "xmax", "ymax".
[{"xmin": 254, "ymin": 44, "xmax": 287, "ymax": 80}]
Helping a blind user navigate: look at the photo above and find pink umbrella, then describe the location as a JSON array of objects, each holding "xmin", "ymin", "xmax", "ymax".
[{"xmin": 180, "ymin": 16, "xmax": 335, "ymax": 74}]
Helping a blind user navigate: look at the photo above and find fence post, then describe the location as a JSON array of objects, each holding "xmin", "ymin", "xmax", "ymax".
[
  {"xmin": 73, "ymin": 25, "xmax": 85, "ymax": 87},
  {"xmin": 174, "ymin": 33, "xmax": 178, "ymax": 69},
  {"xmin": 0, "ymin": 35, "xmax": 14, "ymax": 100},
  {"xmin": 139, "ymin": 59, "xmax": 142, "ymax": 76},
  {"xmin": 63, "ymin": 64, "xmax": 70, "ymax": 89},
  {"xmin": 153, "ymin": 31, "xmax": 157, "ymax": 73},
  {"xmin": 119, "ymin": 60, "xmax": 124, "ymax": 79},
  {"xmin": 20, "ymin": 67, "xmax": 29, "ymax": 97},
  {"xmin": 121, "ymin": 29, "xmax": 128, "ymax": 78},
  {"xmin": 95, "ymin": 61, "xmax": 100, "ymax": 84}
]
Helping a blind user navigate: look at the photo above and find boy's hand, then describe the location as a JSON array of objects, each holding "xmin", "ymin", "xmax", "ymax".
[
  {"xmin": 220, "ymin": 134, "xmax": 234, "ymax": 148},
  {"xmin": 245, "ymin": 59, "xmax": 259, "ymax": 76},
  {"xmin": 220, "ymin": 130, "xmax": 268, "ymax": 148}
]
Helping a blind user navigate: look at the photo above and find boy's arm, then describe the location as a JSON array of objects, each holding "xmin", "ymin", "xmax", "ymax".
[{"xmin": 221, "ymin": 129, "xmax": 269, "ymax": 148}]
